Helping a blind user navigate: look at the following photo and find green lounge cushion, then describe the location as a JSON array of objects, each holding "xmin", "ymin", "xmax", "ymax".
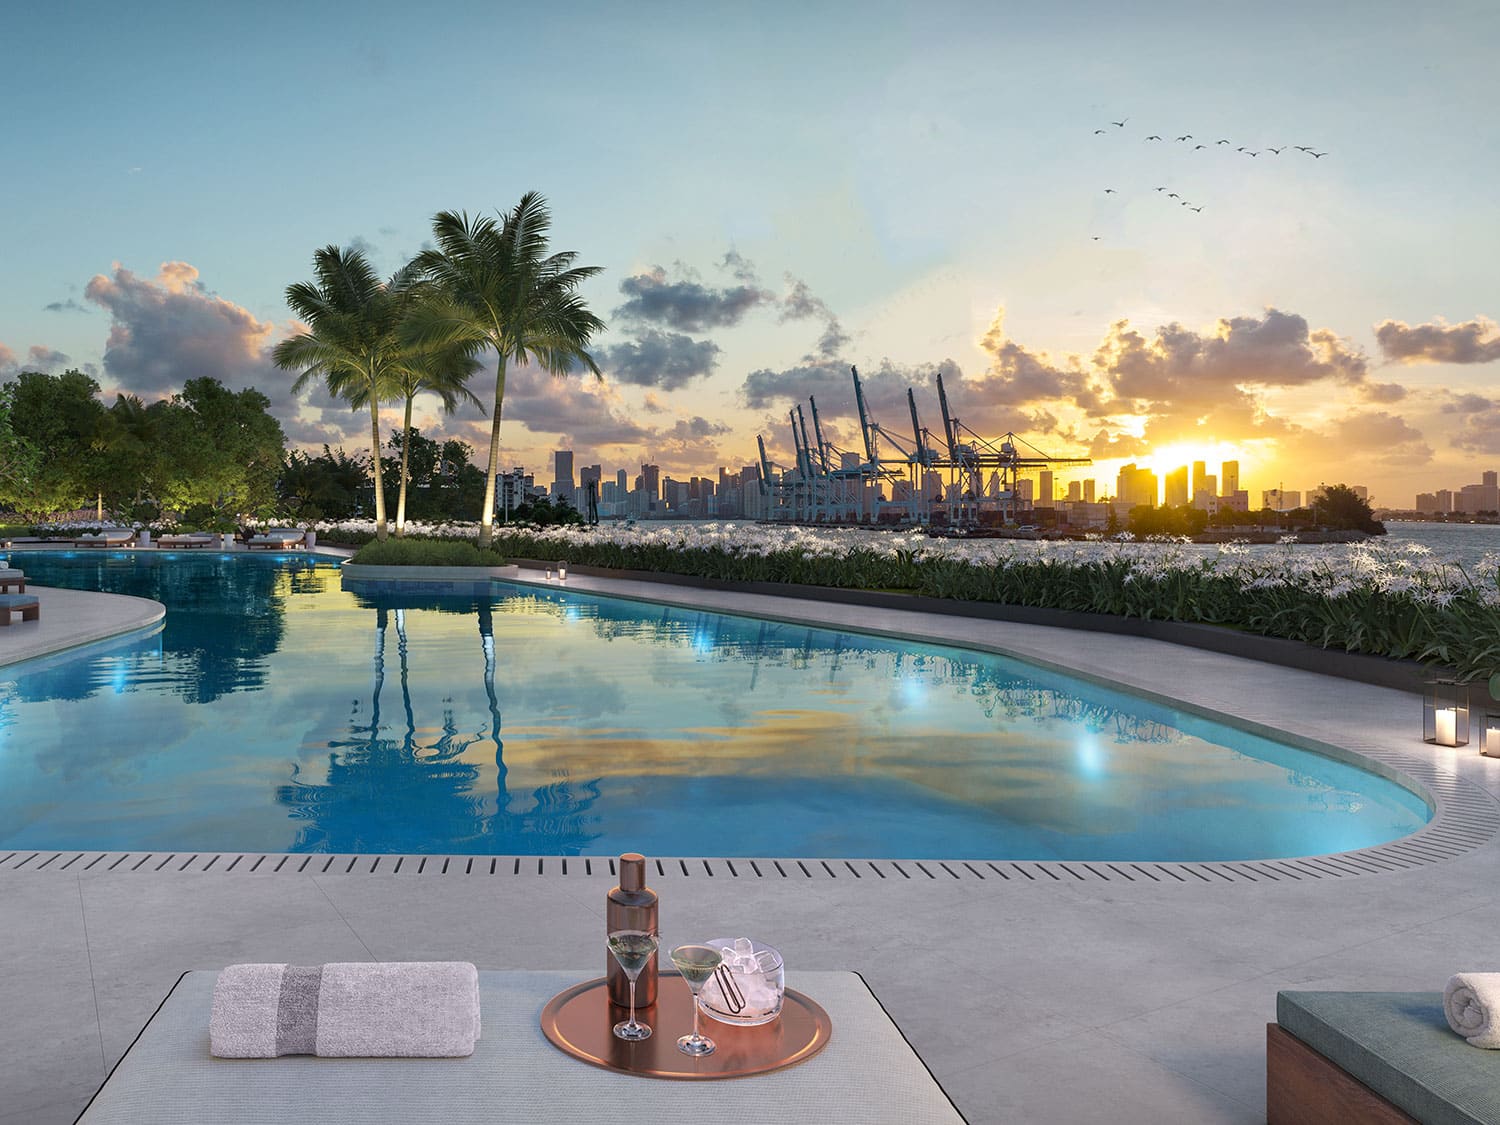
[
  {"xmin": 0, "ymin": 594, "xmax": 38, "ymax": 607},
  {"xmin": 1278, "ymin": 991, "xmax": 1500, "ymax": 1125}
]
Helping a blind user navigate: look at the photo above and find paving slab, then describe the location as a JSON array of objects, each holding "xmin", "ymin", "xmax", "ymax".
[{"xmin": 0, "ymin": 878, "xmax": 102, "ymax": 1116}]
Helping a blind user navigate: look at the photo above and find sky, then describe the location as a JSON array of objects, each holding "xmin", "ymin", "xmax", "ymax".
[{"xmin": 2, "ymin": 0, "xmax": 1498, "ymax": 508}]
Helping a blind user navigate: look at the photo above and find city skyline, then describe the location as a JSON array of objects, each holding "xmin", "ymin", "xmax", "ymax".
[
  {"xmin": 538, "ymin": 445, "xmax": 1498, "ymax": 518},
  {"xmin": 2, "ymin": 1, "xmax": 1497, "ymax": 506}
]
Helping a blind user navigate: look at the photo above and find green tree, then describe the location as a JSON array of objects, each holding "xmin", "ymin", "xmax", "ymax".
[
  {"xmin": 4, "ymin": 369, "xmax": 109, "ymax": 515},
  {"xmin": 1128, "ymin": 504, "xmax": 1209, "ymax": 537},
  {"xmin": 1312, "ymin": 483, "xmax": 1385, "ymax": 534},
  {"xmin": 279, "ymin": 446, "xmax": 370, "ymax": 521},
  {"xmin": 152, "ymin": 378, "xmax": 286, "ymax": 519},
  {"xmin": 274, "ymin": 247, "xmax": 424, "ymax": 541},
  {"xmin": 409, "ymin": 193, "xmax": 605, "ymax": 548},
  {"xmin": 0, "ymin": 384, "xmax": 42, "ymax": 514},
  {"xmin": 105, "ymin": 394, "xmax": 163, "ymax": 518},
  {"xmin": 385, "ymin": 428, "xmax": 441, "ymax": 490},
  {"xmin": 509, "ymin": 494, "xmax": 583, "ymax": 526}
]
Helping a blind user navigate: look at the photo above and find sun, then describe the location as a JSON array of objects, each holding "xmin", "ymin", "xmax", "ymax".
[{"xmin": 1136, "ymin": 442, "xmax": 1251, "ymax": 481}]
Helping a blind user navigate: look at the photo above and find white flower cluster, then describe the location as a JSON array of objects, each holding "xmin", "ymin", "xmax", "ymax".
[{"xmin": 288, "ymin": 518, "xmax": 1496, "ymax": 604}]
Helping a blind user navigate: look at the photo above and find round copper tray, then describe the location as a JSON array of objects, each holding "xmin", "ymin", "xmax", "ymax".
[{"xmin": 540, "ymin": 972, "xmax": 832, "ymax": 1080}]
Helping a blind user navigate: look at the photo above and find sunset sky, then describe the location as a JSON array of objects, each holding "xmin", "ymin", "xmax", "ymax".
[{"xmin": 2, "ymin": 0, "xmax": 1497, "ymax": 507}]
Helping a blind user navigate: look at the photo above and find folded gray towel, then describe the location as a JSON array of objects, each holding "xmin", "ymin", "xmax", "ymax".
[{"xmin": 209, "ymin": 962, "xmax": 480, "ymax": 1058}]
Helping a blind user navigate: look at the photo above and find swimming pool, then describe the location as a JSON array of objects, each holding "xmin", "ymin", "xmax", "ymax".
[{"xmin": 0, "ymin": 551, "xmax": 1428, "ymax": 859}]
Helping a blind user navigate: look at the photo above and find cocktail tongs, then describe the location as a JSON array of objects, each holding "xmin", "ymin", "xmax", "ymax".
[{"xmin": 713, "ymin": 963, "xmax": 746, "ymax": 1013}]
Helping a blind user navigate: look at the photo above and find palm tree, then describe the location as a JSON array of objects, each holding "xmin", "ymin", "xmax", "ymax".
[
  {"xmin": 409, "ymin": 193, "xmax": 605, "ymax": 548},
  {"xmin": 347, "ymin": 346, "xmax": 482, "ymax": 537},
  {"xmin": 105, "ymin": 394, "xmax": 160, "ymax": 514},
  {"xmin": 273, "ymin": 247, "xmax": 416, "ymax": 541}
]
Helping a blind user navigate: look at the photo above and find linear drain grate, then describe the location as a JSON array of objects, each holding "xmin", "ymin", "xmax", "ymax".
[{"xmin": 1, "ymin": 850, "xmax": 1363, "ymax": 883}]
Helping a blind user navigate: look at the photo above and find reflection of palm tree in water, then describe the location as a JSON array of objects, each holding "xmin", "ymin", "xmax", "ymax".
[
  {"xmin": 276, "ymin": 600, "xmax": 600, "ymax": 854},
  {"xmin": 475, "ymin": 601, "xmax": 601, "ymax": 850}
]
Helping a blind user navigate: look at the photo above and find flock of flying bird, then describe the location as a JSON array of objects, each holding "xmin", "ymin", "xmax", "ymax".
[{"xmin": 1088, "ymin": 117, "xmax": 1329, "ymax": 241}]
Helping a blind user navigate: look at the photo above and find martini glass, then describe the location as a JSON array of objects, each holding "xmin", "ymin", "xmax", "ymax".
[
  {"xmin": 607, "ymin": 930, "xmax": 658, "ymax": 1041},
  {"xmin": 670, "ymin": 944, "xmax": 724, "ymax": 1056}
]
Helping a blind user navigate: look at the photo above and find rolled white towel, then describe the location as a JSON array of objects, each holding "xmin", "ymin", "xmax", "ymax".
[
  {"xmin": 210, "ymin": 962, "xmax": 480, "ymax": 1058},
  {"xmin": 1444, "ymin": 973, "xmax": 1500, "ymax": 1047}
]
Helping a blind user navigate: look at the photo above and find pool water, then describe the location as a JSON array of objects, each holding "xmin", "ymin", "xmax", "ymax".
[{"xmin": 0, "ymin": 552, "xmax": 1429, "ymax": 859}]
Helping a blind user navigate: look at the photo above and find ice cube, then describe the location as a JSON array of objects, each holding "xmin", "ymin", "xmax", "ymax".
[{"xmin": 702, "ymin": 974, "xmax": 727, "ymax": 1008}]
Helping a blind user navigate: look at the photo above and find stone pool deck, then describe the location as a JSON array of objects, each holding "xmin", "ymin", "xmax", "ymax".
[
  {"xmin": 0, "ymin": 586, "xmax": 163, "ymax": 668},
  {"xmin": 4, "ymin": 570, "xmax": 1500, "ymax": 1123}
]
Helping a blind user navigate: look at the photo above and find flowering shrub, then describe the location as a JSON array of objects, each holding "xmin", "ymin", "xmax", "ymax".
[
  {"xmin": 485, "ymin": 523, "xmax": 1498, "ymax": 680},
  {"xmin": 118, "ymin": 516, "xmax": 1500, "ymax": 680}
]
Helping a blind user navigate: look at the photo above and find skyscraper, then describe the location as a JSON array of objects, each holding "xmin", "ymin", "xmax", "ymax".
[
  {"xmin": 1037, "ymin": 470, "xmax": 1054, "ymax": 507},
  {"xmin": 552, "ymin": 450, "xmax": 574, "ymax": 497},
  {"xmin": 1191, "ymin": 461, "xmax": 1207, "ymax": 497},
  {"xmin": 1221, "ymin": 460, "xmax": 1239, "ymax": 497},
  {"xmin": 641, "ymin": 463, "xmax": 660, "ymax": 501},
  {"xmin": 1116, "ymin": 464, "xmax": 1158, "ymax": 507},
  {"xmin": 1082, "ymin": 480, "xmax": 1096, "ymax": 502},
  {"xmin": 1164, "ymin": 466, "xmax": 1189, "ymax": 508}
]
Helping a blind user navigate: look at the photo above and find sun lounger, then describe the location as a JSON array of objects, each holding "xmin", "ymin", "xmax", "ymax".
[
  {"xmin": 0, "ymin": 568, "xmax": 24, "ymax": 593},
  {"xmin": 246, "ymin": 528, "xmax": 306, "ymax": 549},
  {"xmin": 1269, "ymin": 990, "xmax": 1500, "ymax": 1123},
  {"xmin": 0, "ymin": 593, "xmax": 40, "ymax": 624},
  {"xmin": 72, "ymin": 529, "xmax": 136, "ymax": 547},
  {"xmin": 157, "ymin": 533, "xmax": 217, "ymax": 548},
  {"xmin": 78, "ymin": 970, "xmax": 963, "ymax": 1124}
]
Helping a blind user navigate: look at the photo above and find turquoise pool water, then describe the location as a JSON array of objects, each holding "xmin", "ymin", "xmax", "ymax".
[{"xmin": 0, "ymin": 552, "xmax": 1429, "ymax": 859}]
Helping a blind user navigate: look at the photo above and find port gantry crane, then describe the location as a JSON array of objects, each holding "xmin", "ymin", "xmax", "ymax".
[
  {"xmin": 754, "ymin": 365, "xmax": 1091, "ymax": 526},
  {"xmin": 932, "ymin": 369, "xmax": 1092, "ymax": 526},
  {"xmin": 848, "ymin": 364, "xmax": 945, "ymax": 523}
]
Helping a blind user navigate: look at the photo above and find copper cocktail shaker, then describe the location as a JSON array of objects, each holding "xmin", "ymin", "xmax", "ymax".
[{"xmin": 606, "ymin": 852, "xmax": 658, "ymax": 1007}]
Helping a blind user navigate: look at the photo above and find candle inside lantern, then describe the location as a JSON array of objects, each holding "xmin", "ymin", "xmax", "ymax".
[
  {"xmin": 557, "ymin": 560, "xmax": 567, "ymax": 582},
  {"xmin": 1436, "ymin": 707, "xmax": 1458, "ymax": 747},
  {"xmin": 1485, "ymin": 718, "xmax": 1500, "ymax": 759}
]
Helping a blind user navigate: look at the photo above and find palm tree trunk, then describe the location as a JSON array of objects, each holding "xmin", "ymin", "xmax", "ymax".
[
  {"xmin": 396, "ymin": 394, "xmax": 413, "ymax": 537},
  {"xmin": 477, "ymin": 356, "xmax": 507, "ymax": 550},
  {"xmin": 368, "ymin": 379, "xmax": 388, "ymax": 541}
]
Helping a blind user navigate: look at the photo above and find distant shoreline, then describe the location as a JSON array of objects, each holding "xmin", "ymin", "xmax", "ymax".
[{"xmin": 1380, "ymin": 516, "xmax": 1500, "ymax": 526}]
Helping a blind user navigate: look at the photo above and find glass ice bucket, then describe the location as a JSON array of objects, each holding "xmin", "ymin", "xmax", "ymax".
[{"xmin": 697, "ymin": 937, "xmax": 784, "ymax": 1027}]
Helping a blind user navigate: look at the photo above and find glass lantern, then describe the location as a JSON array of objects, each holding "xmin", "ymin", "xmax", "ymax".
[
  {"xmin": 1483, "ymin": 712, "xmax": 1500, "ymax": 759},
  {"xmin": 557, "ymin": 560, "xmax": 568, "ymax": 582},
  {"xmin": 1424, "ymin": 679, "xmax": 1469, "ymax": 747}
]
